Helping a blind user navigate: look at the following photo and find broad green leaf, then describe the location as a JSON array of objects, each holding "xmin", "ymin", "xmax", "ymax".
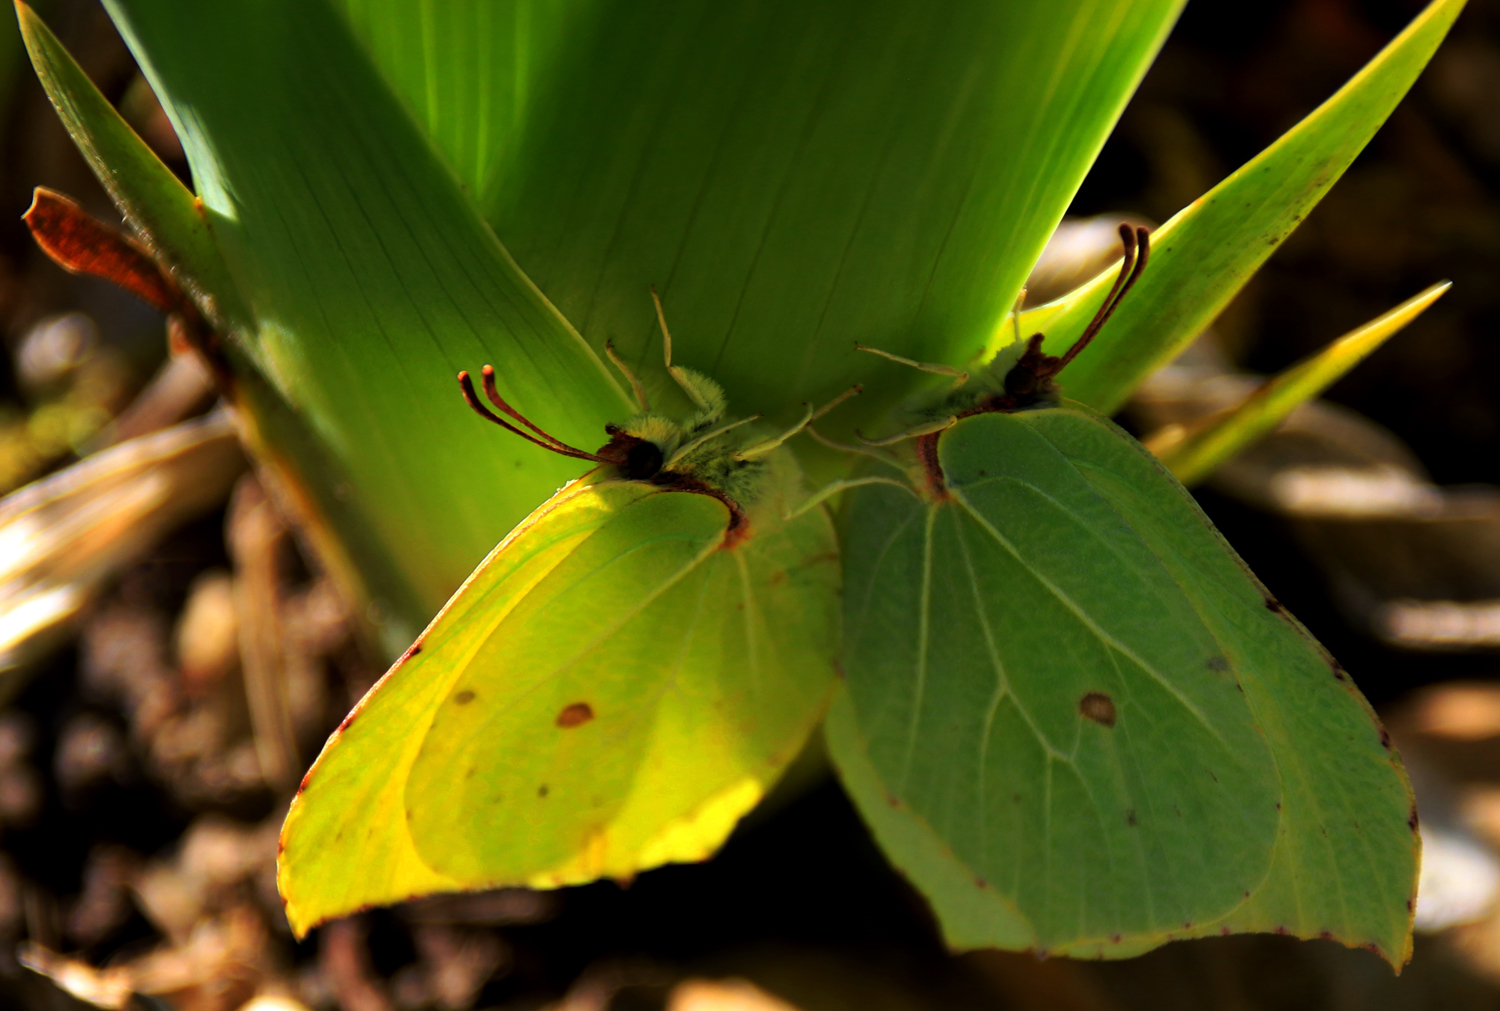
[
  {"xmin": 1009, "ymin": 0, "xmax": 1464, "ymax": 414},
  {"xmin": 334, "ymin": 0, "xmax": 1185, "ymax": 435},
  {"xmin": 94, "ymin": 0, "xmax": 636, "ymax": 645},
  {"xmin": 280, "ymin": 384, "xmax": 840, "ymax": 933},
  {"xmin": 16, "ymin": 1, "xmax": 245, "ymax": 327},
  {"xmin": 829, "ymin": 407, "xmax": 1416, "ymax": 964},
  {"xmin": 1150, "ymin": 281, "xmax": 1450, "ymax": 486}
]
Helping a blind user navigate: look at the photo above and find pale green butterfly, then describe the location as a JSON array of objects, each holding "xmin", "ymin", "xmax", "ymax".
[
  {"xmin": 817, "ymin": 226, "xmax": 1419, "ymax": 966},
  {"xmin": 278, "ymin": 294, "xmax": 848, "ymax": 935}
]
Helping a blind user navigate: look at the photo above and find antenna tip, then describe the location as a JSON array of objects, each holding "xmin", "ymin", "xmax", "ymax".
[{"xmin": 481, "ymin": 364, "xmax": 495, "ymax": 377}]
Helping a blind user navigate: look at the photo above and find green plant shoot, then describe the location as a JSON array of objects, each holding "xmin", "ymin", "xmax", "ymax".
[
  {"xmin": 821, "ymin": 228, "xmax": 1419, "ymax": 965},
  {"xmin": 278, "ymin": 299, "xmax": 844, "ymax": 936}
]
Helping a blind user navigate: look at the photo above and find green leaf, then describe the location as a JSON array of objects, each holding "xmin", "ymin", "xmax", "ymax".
[
  {"xmin": 1150, "ymin": 281, "xmax": 1450, "ymax": 486},
  {"xmin": 16, "ymin": 0, "xmax": 246, "ymax": 327},
  {"xmin": 829, "ymin": 408, "xmax": 1417, "ymax": 964},
  {"xmin": 280, "ymin": 391, "xmax": 840, "ymax": 933},
  {"xmin": 97, "ymin": 0, "xmax": 636, "ymax": 645},
  {"xmin": 334, "ymin": 0, "xmax": 1186, "ymax": 435},
  {"xmin": 1010, "ymin": 0, "xmax": 1464, "ymax": 414}
]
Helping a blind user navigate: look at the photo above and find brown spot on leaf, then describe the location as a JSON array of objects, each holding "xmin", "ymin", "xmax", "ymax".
[
  {"xmin": 1110, "ymin": 933, "xmax": 1122, "ymax": 944},
  {"xmin": 1079, "ymin": 692, "xmax": 1116, "ymax": 727},
  {"xmin": 1379, "ymin": 727, "xmax": 1392, "ymax": 749},
  {"xmin": 557, "ymin": 702, "xmax": 595, "ymax": 728},
  {"xmin": 1206, "ymin": 655, "xmax": 1229, "ymax": 672},
  {"xmin": 1221, "ymin": 927, "xmax": 1232, "ymax": 936},
  {"xmin": 1126, "ymin": 809, "xmax": 1137, "ymax": 827},
  {"xmin": 1319, "ymin": 931, "xmax": 1334, "ymax": 940},
  {"xmin": 1409, "ymin": 806, "xmax": 1420, "ymax": 831},
  {"xmin": 1275, "ymin": 926, "xmax": 1289, "ymax": 936},
  {"xmin": 538, "ymin": 785, "xmax": 549, "ymax": 798},
  {"xmin": 974, "ymin": 877, "xmax": 988, "ymax": 889},
  {"xmin": 454, "ymin": 690, "xmax": 475, "ymax": 705},
  {"xmin": 769, "ymin": 570, "xmax": 787, "ymax": 587},
  {"xmin": 1265, "ymin": 597, "xmax": 1285, "ymax": 614}
]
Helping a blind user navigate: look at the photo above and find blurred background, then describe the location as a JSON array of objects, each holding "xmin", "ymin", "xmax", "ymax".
[{"xmin": 3, "ymin": 0, "xmax": 1500, "ymax": 1008}]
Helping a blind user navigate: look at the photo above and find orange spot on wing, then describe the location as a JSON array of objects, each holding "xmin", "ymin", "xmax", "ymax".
[{"xmin": 557, "ymin": 702, "xmax": 595, "ymax": 728}]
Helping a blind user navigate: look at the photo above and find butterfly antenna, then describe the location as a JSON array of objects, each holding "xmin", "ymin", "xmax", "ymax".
[
  {"xmin": 1056, "ymin": 224, "xmax": 1150, "ymax": 370},
  {"xmin": 458, "ymin": 370, "xmax": 608, "ymax": 462}
]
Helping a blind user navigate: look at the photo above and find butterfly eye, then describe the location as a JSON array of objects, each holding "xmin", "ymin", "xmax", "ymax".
[{"xmin": 623, "ymin": 440, "xmax": 664, "ymax": 480}]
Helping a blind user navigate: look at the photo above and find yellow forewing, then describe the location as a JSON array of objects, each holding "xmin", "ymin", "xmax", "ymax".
[{"xmin": 279, "ymin": 453, "xmax": 838, "ymax": 935}]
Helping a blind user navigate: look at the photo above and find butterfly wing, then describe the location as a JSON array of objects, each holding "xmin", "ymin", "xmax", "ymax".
[
  {"xmin": 832, "ymin": 407, "xmax": 1416, "ymax": 963},
  {"xmin": 281, "ymin": 453, "xmax": 838, "ymax": 934}
]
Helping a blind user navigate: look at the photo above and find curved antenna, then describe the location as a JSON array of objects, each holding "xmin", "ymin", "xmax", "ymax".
[
  {"xmin": 458, "ymin": 370, "xmax": 609, "ymax": 463},
  {"xmin": 1055, "ymin": 224, "xmax": 1151, "ymax": 371},
  {"xmin": 479, "ymin": 365, "xmax": 575, "ymax": 448}
]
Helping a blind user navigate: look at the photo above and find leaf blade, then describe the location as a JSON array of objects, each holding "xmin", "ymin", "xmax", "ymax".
[
  {"xmin": 16, "ymin": 0, "xmax": 246, "ymax": 327},
  {"xmin": 1150, "ymin": 281, "xmax": 1450, "ymax": 486},
  {"xmin": 337, "ymin": 0, "xmax": 1187, "ymax": 434},
  {"xmin": 100, "ymin": 0, "xmax": 636, "ymax": 640},
  {"xmin": 1012, "ymin": 0, "xmax": 1465, "ymax": 414}
]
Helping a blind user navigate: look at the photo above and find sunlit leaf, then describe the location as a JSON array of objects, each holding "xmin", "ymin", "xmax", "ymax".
[
  {"xmin": 97, "ymin": 0, "xmax": 637, "ymax": 645},
  {"xmin": 1149, "ymin": 281, "xmax": 1450, "ymax": 486},
  {"xmin": 1009, "ymin": 0, "xmax": 1464, "ymax": 414},
  {"xmin": 335, "ymin": 0, "xmax": 1186, "ymax": 436}
]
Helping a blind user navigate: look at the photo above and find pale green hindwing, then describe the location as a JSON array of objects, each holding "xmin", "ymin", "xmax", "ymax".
[
  {"xmin": 279, "ymin": 446, "xmax": 839, "ymax": 936},
  {"xmin": 829, "ymin": 406, "xmax": 1417, "ymax": 963}
]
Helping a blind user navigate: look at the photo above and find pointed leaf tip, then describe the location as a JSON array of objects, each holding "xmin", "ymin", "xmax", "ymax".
[
  {"xmin": 18, "ymin": 0, "xmax": 246, "ymax": 329},
  {"xmin": 1151, "ymin": 280, "xmax": 1450, "ymax": 485},
  {"xmin": 1015, "ymin": 0, "xmax": 1466, "ymax": 413}
]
